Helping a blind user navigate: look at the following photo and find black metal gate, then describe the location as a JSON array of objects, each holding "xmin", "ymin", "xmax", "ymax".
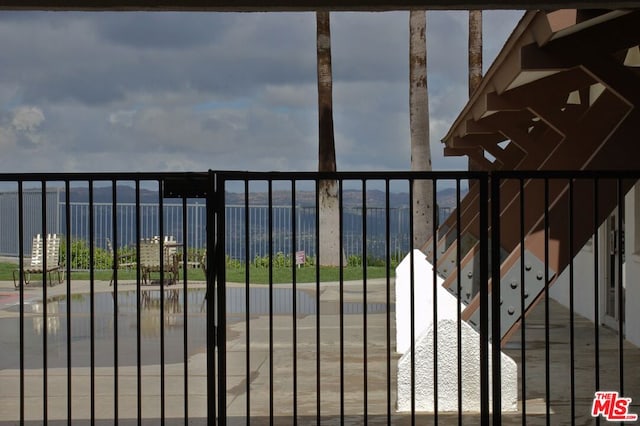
[{"xmin": 211, "ymin": 170, "xmax": 493, "ymax": 426}]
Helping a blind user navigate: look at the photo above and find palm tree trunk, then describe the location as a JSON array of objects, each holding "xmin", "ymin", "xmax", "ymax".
[
  {"xmin": 469, "ymin": 10, "xmax": 483, "ymax": 97},
  {"xmin": 317, "ymin": 11, "xmax": 340, "ymax": 266},
  {"xmin": 409, "ymin": 10, "xmax": 433, "ymax": 250},
  {"xmin": 468, "ymin": 9, "xmax": 483, "ymax": 170}
]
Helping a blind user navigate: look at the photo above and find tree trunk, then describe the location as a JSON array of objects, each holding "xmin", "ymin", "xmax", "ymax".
[
  {"xmin": 409, "ymin": 10, "xmax": 433, "ymax": 251},
  {"xmin": 317, "ymin": 11, "xmax": 341, "ymax": 267},
  {"xmin": 468, "ymin": 10, "xmax": 483, "ymax": 171},
  {"xmin": 468, "ymin": 9, "xmax": 483, "ymax": 97}
]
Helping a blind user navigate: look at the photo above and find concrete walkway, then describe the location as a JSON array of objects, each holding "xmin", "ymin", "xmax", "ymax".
[{"xmin": 0, "ymin": 278, "xmax": 638, "ymax": 425}]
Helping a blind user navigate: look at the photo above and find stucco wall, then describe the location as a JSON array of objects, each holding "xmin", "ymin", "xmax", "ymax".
[
  {"xmin": 549, "ymin": 239, "xmax": 597, "ymax": 323},
  {"xmin": 550, "ymin": 185, "xmax": 640, "ymax": 348},
  {"xmin": 623, "ymin": 187, "xmax": 640, "ymax": 347},
  {"xmin": 397, "ymin": 318, "xmax": 518, "ymax": 412}
]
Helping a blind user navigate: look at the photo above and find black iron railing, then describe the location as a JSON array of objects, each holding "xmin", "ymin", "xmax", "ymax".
[{"xmin": 0, "ymin": 170, "xmax": 637, "ymax": 425}]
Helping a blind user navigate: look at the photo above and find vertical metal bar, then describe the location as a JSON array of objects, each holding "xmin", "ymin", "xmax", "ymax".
[
  {"xmin": 232, "ymin": 208, "xmax": 240, "ymax": 256},
  {"xmin": 339, "ymin": 178, "xmax": 345, "ymax": 426},
  {"xmin": 362, "ymin": 179, "xmax": 368, "ymax": 425},
  {"xmin": 520, "ymin": 178, "xmax": 527, "ymax": 426},
  {"xmin": 262, "ymin": 207, "xmax": 266, "ymax": 260},
  {"xmin": 214, "ymin": 171, "xmax": 225, "ymax": 425},
  {"xmin": 593, "ymin": 178, "xmax": 600, "ymax": 414},
  {"xmin": 207, "ymin": 184, "xmax": 214, "ymax": 423},
  {"xmin": 432, "ymin": 178, "xmax": 439, "ymax": 421},
  {"xmin": 616, "ymin": 178, "xmax": 624, "ymax": 395},
  {"xmin": 408, "ymin": 179, "xmax": 415, "ymax": 426},
  {"xmin": 18, "ymin": 181, "xmax": 25, "ymax": 425},
  {"xmin": 268, "ymin": 180, "xmax": 274, "ymax": 426},
  {"xmin": 385, "ymin": 178, "xmax": 391, "ymax": 425},
  {"xmin": 244, "ymin": 180, "xmax": 251, "ymax": 424},
  {"xmin": 292, "ymin": 180, "xmax": 298, "ymax": 425},
  {"xmin": 456, "ymin": 178, "xmax": 462, "ymax": 426},
  {"xmin": 479, "ymin": 173, "xmax": 490, "ymax": 426},
  {"xmin": 65, "ymin": 180, "xmax": 72, "ymax": 424},
  {"xmin": 315, "ymin": 179, "xmax": 321, "ymax": 425},
  {"xmin": 41, "ymin": 180, "xmax": 49, "ymax": 424},
  {"xmin": 568, "ymin": 178, "xmax": 575, "ymax": 425},
  {"xmin": 136, "ymin": 180, "xmax": 142, "ymax": 426},
  {"xmin": 544, "ymin": 178, "xmax": 550, "ymax": 425},
  {"xmin": 111, "ymin": 181, "xmax": 119, "ymax": 422},
  {"xmin": 89, "ymin": 179, "xmax": 95, "ymax": 425},
  {"xmin": 491, "ymin": 175, "xmax": 502, "ymax": 422},
  {"xmin": 182, "ymin": 194, "xmax": 189, "ymax": 422},
  {"xmin": 159, "ymin": 181, "xmax": 166, "ymax": 425}
]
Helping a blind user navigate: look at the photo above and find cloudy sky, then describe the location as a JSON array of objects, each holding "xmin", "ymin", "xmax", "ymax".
[{"xmin": 0, "ymin": 10, "xmax": 523, "ymax": 173}]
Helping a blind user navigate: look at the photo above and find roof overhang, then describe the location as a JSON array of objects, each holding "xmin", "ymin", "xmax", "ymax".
[
  {"xmin": 2, "ymin": 0, "xmax": 640, "ymax": 11},
  {"xmin": 442, "ymin": 8, "xmax": 640, "ymax": 171}
]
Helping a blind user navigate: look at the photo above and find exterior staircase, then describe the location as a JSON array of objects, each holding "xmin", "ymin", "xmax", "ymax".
[{"xmin": 428, "ymin": 9, "xmax": 640, "ymax": 344}]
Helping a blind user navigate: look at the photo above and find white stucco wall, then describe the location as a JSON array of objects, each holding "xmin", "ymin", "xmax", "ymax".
[
  {"xmin": 550, "ymin": 185, "xmax": 640, "ymax": 348},
  {"xmin": 395, "ymin": 250, "xmax": 464, "ymax": 354},
  {"xmin": 549, "ymin": 240, "xmax": 597, "ymax": 323},
  {"xmin": 397, "ymin": 319, "xmax": 518, "ymax": 412},
  {"xmin": 624, "ymin": 187, "xmax": 640, "ymax": 347}
]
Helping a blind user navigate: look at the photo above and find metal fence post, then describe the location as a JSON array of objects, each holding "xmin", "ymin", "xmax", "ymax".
[
  {"xmin": 491, "ymin": 173, "xmax": 502, "ymax": 423},
  {"xmin": 479, "ymin": 172, "xmax": 490, "ymax": 426},
  {"xmin": 206, "ymin": 170, "xmax": 221, "ymax": 425}
]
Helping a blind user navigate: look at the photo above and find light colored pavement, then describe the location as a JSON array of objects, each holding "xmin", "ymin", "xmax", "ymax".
[{"xmin": 0, "ymin": 277, "xmax": 638, "ymax": 425}]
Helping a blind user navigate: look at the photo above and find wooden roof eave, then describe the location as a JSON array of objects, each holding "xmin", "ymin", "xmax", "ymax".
[
  {"xmin": 442, "ymin": 8, "xmax": 587, "ymax": 147},
  {"xmin": 442, "ymin": 10, "xmax": 541, "ymax": 145}
]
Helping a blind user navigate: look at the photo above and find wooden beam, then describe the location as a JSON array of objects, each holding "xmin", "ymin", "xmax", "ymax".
[
  {"xmin": 528, "ymin": 103, "xmax": 584, "ymax": 137},
  {"xmin": 460, "ymin": 105, "xmax": 637, "ymax": 343},
  {"xmin": 521, "ymin": 12, "xmax": 640, "ymax": 71},
  {"xmin": 459, "ymin": 110, "xmax": 557, "ymax": 162},
  {"xmin": 499, "ymin": 141, "xmax": 527, "ymax": 168},
  {"xmin": 463, "ymin": 119, "xmax": 495, "ymax": 134},
  {"xmin": 485, "ymin": 92, "xmax": 520, "ymax": 112},
  {"xmin": 468, "ymin": 110, "xmax": 535, "ymax": 133},
  {"xmin": 2, "ymin": 0, "xmax": 640, "ymax": 11},
  {"xmin": 444, "ymin": 146, "xmax": 483, "ymax": 157},
  {"xmin": 499, "ymin": 67, "xmax": 595, "ymax": 109},
  {"xmin": 499, "ymin": 121, "xmax": 558, "ymax": 155},
  {"xmin": 439, "ymin": 89, "xmax": 628, "ymax": 284},
  {"xmin": 520, "ymin": 43, "xmax": 577, "ymax": 70},
  {"xmin": 423, "ymin": 181, "xmax": 482, "ymax": 256},
  {"xmin": 582, "ymin": 56, "xmax": 640, "ymax": 107},
  {"xmin": 451, "ymin": 133, "xmax": 508, "ymax": 148},
  {"xmin": 542, "ymin": 11, "xmax": 640, "ymax": 56}
]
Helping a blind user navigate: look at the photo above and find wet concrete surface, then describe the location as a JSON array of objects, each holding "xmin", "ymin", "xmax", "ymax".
[{"xmin": 0, "ymin": 278, "xmax": 638, "ymax": 424}]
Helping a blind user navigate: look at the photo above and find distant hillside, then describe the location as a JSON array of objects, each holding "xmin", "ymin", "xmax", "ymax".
[
  {"xmin": 67, "ymin": 186, "xmax": 159, "ymax": 203},
  {"xmin": 224, "ymin": 188, "xmax": 466, "ymax": 209},
  {"xmin": 64, "ymin": 186, "xmax": 467, "ymax": 210}
]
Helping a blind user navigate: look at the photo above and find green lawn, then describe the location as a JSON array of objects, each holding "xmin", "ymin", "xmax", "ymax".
[
  {"xmin": 0, "ymin": 263, "xmax": 16, "ymax": 279},
  {"xmin": 0, "ymin": 263, "xmax": 394, "ymax": 284},
  {"xmin": 225, "ymin": 265, "xmax": 393, "ymax": 283}
]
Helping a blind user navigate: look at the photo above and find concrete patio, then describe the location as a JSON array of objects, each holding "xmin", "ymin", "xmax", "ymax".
[{"xmin": 0, "ymin": 277, "xmax": 638, "ymax": 425}]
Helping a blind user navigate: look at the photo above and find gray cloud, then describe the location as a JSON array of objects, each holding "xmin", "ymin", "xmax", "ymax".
[
  {"xmin": 0, "ymin": 10, "xmax": 522, "ymax": 173},
  {"xmin": 94, "ymin": 12, "xmax": 235, "ymax": 49},
  {"xmin": 0, "ymin": 106, "xmax": 46, "ymax": 150}
]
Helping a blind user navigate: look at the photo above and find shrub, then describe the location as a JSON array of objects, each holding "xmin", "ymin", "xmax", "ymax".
[
  {"xmin": 347, "ymin": 255, "xmax": 362, "ymax": 267},
  {"xmin": 226, "ymin": 255, "xmax": 243, "ymax": 269},
  {"xmin": 60, "ymin": 239, "xmax": 113, "ymax": 270}
]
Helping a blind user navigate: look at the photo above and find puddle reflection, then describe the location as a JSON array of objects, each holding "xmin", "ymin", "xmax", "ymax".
[{"xmin": 0, "ymin": 287, "xmax": 390, "ymax": 370}]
